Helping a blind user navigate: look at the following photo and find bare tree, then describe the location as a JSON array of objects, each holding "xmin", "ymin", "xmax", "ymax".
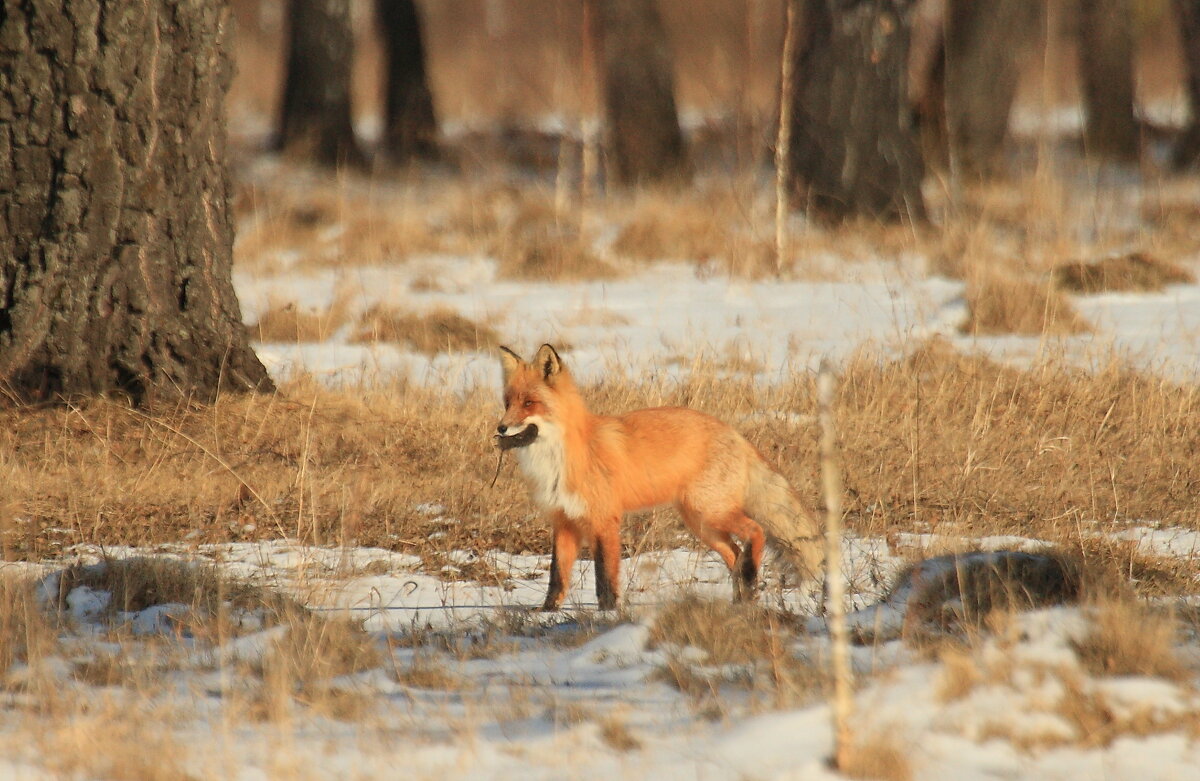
[
  {"xmin": 788, "ymin": 0, "xmax": 926, "ymax": 222},
  {"xmin": 1078, "ymin": 0, "xmax": 1139, "ymax": 160},
  {"xmin": 941, "ymin": 0, "xmax": 1040, "ymax": 176},
  {"xmin": 1173, "ymin": 0, "xmax": 1200, "ymax": 169},
  {"xmin": 0, "ymin": 0, "xmax": 272, "ymax": 403},
  {"xmin": 377, "ymin": 0, "xmax": 439, "ymax": 162},
  {"xmin": 592, "ymin": 0, "xmax": 688, "ymax": 185},
  {"xmin": 278, "ymin": 0, "xmax": 364, "ymax": 167}
]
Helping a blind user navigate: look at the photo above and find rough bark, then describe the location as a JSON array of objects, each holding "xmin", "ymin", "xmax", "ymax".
[
  {"xmin": 593, "ymin": 0, "xmax": 688, "ymax": 186},
  {"xmin": 278, "ymin": 0, "xmax": 364, "ymax": 167},
  {"xmin": 0, "ymin": 0, "xmax": 273, "ymax": 404},
  {"xmin": 1078, "ymin": 0, "xmax": 1139, "ymax": 161},
  {"xmin": 376, "ymin": 0, "xmax": 439, "ymax": 162},
  {"xmin": 1173, "ymin": 0, "xmax": 1200, "ymax": 169},
  {"xmin": 941, "ymin": 0, "xmax": 1040, "ymax": 177},
  {"xmin": 788, "ymin": 0, "xmax": 926, "ymax": 223}
]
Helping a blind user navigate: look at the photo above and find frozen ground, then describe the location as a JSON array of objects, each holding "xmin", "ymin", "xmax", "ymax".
[
  {"xmin": 4, "ymin": 523, "xmax": 1200, "ymax": 780},
  {"xmin": 10, "ymin": 176, "xmax": 1200, "ymax": 777}
]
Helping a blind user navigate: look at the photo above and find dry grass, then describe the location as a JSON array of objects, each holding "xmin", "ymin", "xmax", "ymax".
[
  {"xmin": 935, "ymin": 646, "xmax": 983, "ymax": 702},
  {"xmin": 0, "ymin": 574, "xmax": 54, "ymax": 676},
  {"xmin": 649, "ymin": 594, "xmax": 793, "ymax": 667},
  {"xmin": 37, "ymin": 701, "xmax": 195, "ymax": 781},
  {"xmin": 349, "ymin": 306, "xmax": 499, "ymax": 353},
  {"xmin": 1053, "ymin": 671, "xmax": 1200, "ymax": 749},
  {"xmin": 392, "ymin": 657, "xmax": 470, "ymax": 691},
  {"xmin": 598, "ymin": 714, "xmax": 642, "ymax": 752},
  {"xmin": 49, "ymin": 557, "xmax": 304, "ymax": 632},
  {"xmin": 247, "ymin": 296, "xmax": 351, "ymax": 343},
  {"xmin": 1072, "ymin": 596, "xmax": 1187, "ymax": 681},
  {"xmin": 961, "ymin": 270, "xmax": 1089, "ymax": 335},
  {"xmin": 5, "ymin": 344, "xmax": 1200, "ymax": 590},
  {"xmin": 1053, "ymin": 252, "xmax": 1196, "ymax": 294},
  {"xmin": 233, "ymin": 182, "xmax": 446, "ymax": 272},
  {"xmin": 608, "ymin": 186, "xmax": 778, "ymax": 277},
  {"xmin": 838, "ymin": 731, "xmax": 914, "ymax": 781},
  {"xmin": 263, "ymin": 610, "xmax": 382, "ymax": 686},
  {"xmin": 650, "ymin": 595, "xmax": 820, "ymax": 708},
  {"xmin": 489, "ymin": 198, "xmax": 615, "ymax": 280}
]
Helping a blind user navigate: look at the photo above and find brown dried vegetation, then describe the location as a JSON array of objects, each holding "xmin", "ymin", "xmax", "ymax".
[
  {"xmin": 5, "ymin": 344, "xmax": 1200, "ymax": 589},
  {"xmin": 1053, "ymin": 252, "xmax": 1195, "ymax": 294},
  {"xmin": 349, "ymin": 306, "xmax": 499, "ymax": 353}
]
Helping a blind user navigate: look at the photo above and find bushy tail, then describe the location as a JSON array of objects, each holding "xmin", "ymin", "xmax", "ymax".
[{"xmin": 743, "ymin": 456, "xmax": 825, "ymax": 582}]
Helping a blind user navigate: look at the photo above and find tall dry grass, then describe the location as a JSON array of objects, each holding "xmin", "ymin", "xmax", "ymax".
[{"xmin": 4, "ymin": 341, "xmax": 1198, "ymax": 594}]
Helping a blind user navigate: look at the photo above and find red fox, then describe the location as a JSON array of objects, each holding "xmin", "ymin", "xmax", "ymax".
[{"xmin": 496, "ymin": 344, "xmax": 824, "ymax": 611}]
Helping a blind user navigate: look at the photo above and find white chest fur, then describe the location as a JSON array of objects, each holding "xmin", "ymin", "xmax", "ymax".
[{"xmin": 514, "ymin": 418, "xmax": 589, "ymax": 519}]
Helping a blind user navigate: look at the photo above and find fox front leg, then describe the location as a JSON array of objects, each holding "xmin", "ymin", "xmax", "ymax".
[
  {"xmin": 592, "ymin": 521, "xmax": 621, "ymax": 611},
  {"xmin": 542, "ymin": 519, "xmax": 580, "ymax": 611}
]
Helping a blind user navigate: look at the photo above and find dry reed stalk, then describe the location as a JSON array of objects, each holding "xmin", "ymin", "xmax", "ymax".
[{"xmin": 819, "ymin": 361, "xmax": 855, "ymax": 770}]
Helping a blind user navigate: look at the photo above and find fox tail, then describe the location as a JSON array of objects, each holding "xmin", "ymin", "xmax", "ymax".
[{"xmin": 743, "ymin": 455, "xmax": 825, "ymax": 582}]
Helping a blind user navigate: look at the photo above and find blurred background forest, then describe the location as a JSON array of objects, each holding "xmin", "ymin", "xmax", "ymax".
[{"xmin": 226, "ymin": 0, "xmax": 1193, "ymax": 178}]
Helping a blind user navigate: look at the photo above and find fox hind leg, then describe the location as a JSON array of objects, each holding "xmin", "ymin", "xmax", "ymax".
[
  {"xmin": 679, "ymin": 504, "xmax": 762, "ymax": 602},
  {"xmin": 728, "ymin": 514, "xmax": 765, "ymax": 601}
]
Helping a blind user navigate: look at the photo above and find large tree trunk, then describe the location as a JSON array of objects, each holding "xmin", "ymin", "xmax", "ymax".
[
  {"xmin": 0, "ymin": 0, "xmax": 273, "ymax": 404},
  {"xmin": 376, "ymin": 0, "xmax": 439, "ymax": 162},
  {"xmin": 788, "ymin": 0, "xmax": 926, "ymax": 222},
  {"xmin": 1078, "ymin": 0, "xmax": 1139, "ymax": 161},
  {"xmin": 941, "ymin": 0, "xmax": 1040, "ymax": 177},
  {"xmin": 593, "ymin": 0, "xmax": 688, "ymax": 186},
  {"xmin": 1173, "ymin": 0, "xmax": 1200, "ymax": 169},
  {"xmin": 278, "ymin": 0, "xmax": 364, "ymax": 167}
]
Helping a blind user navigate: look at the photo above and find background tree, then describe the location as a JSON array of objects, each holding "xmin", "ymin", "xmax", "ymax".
[
  {"xmin": 940, "ymin": 0, "xmax": 1041, "ymax": 177},
  {"xmin": 788, "ymin": 0, "xmax": 926, "ymax": 222},
  {"xmin": 1078, "ymin": 0, "xmax": 1139, "ymax": 160},
  {"xmin": 278, "ymin": 0, "xmax": 364, "ymax": 167},
  {"xmin": 0, "ymin": 0, "xmax": 272, "ymax": 404},
  {"xmin": 592, "ymin": 0, "xmax": 688, "ymax": 185},
  {"xmin": 376, "ymin": 0, "xmax": 439, "ymax": 162},
  {"xmin": 1173, "ymin": 0, "xmax": 1200, "ymax": 169}
]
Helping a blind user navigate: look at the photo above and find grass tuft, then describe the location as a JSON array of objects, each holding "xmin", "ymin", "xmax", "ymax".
[
  {"xmin": 961, "ymin": 271, "xmax": 1089, "ymax": 335},
  {"xmin": 1053, "ymin": 252, "xmax": 1195, "ymax": 294},
  {"xmin": 838, "ymin": 731, "xmax": 914, "ymax": 781},
  {"xmin": 1072, "ymin": 596, "xmax": 1186, "ymax": 682},
  {"xmin": 349, "ymin": 306, "xmax": 499, "ymax": 353}
]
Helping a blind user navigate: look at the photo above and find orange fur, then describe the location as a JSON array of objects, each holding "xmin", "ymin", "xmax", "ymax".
[{"xmin": 497, "ymin": 344, "xmax": 824, "ymax": 611}]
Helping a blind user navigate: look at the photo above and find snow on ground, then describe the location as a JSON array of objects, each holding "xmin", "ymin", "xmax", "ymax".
[
  {"xmin": 8, "ymin": 177, "xmax": 1197, "ymax": 776},
  {"xmin": 6, "ymin": 529, "xmax": 1200, "ymax": 780},
  {"xmin": 235, "ymin": 253, "xmax": 1200, "ymax": 389}
]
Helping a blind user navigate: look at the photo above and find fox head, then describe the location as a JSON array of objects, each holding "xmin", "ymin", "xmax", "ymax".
[{"xmin": 495, "ymin": 344, "xmax": 569, "ymax": 449}]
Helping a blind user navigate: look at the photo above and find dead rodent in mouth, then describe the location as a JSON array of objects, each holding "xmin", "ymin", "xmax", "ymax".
[{"xmin": 495, "ymin": 424, "xmax": 539, "ymax": 450}]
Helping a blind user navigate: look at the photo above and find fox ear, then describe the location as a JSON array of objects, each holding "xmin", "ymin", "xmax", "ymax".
[
  {"xmin": 498, "ymin": 346, "xmax": 523, "ymax": 380},
  {"xmin": 534, "ymin": 344, "xmax": 563, "ymax": 382}
]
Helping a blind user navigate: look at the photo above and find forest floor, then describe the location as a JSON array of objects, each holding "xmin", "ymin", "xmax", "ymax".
[{"xmin": 5, "ymin": 107, "xmax": 1200, "ymax": 778}]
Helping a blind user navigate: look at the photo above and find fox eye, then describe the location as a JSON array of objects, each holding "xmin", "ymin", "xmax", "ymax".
[{"xmin": 523, "ymin": 399, "xmax": 533, "ymax": 408}]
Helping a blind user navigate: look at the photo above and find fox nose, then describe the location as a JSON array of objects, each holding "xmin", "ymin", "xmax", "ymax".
[{"xmin": 497, "ymin": 424, "xmax": 508, "ymax": 435}]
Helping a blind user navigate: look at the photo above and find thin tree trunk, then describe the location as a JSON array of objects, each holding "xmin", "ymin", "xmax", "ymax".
[
  {"xmin": 789, "ymin": 0, "xmax": 926, "ymax": 223},
  {"xmin": 0, "ymin": 0, "xmax": 273, "ymax": 404},
  {"xmin": 1173, "ymin": 0, "xmax": 1200, "ymax": 169},
  {"xmin": 376, "ymin": 0, "xmax": 439, "ymax": 162},
  {"xmin": 942, "ymin": 0, "xmax": 1040, "ymax": 177},
  {"xmin": 909, "ymin": 0, "xmax": 949, "ymax": 170},
  {"xmin": 278, "ymin": 0, "xmax": 364, "ymax": 167},
  {"xmin": 1078, "ymin": 0, "xmax": 1139, "ymax": 161},
  {"xmin": 593, "ymin": 0, "xmax": 689, "ymax": 186}
]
